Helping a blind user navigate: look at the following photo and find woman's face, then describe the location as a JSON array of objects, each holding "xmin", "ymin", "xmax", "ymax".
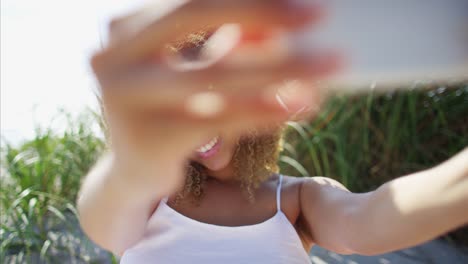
[{"xmin": 190, "ymin": 133, "xmax": 239, "ymax": 175}]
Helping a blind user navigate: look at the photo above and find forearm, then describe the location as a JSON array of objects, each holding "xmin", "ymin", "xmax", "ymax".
[
  {"xmin": 76, "ymin": 152, "xmax": 178, "ymax": 255},
  {"xmin": 349, "ymin": 149, "xmax": 468, "ymax": 255}
]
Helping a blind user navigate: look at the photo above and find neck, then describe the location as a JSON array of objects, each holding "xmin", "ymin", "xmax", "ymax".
[{"xmin": 206, "ymin": 163, "xmax": 239, "ymax": 184}]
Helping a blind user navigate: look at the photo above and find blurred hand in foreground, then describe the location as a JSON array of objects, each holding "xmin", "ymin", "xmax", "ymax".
[{"xmin": 91, "ymin": 0, "xmax": 340, "ymax": 191}]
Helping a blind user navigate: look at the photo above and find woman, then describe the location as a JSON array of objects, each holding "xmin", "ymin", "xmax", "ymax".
[{"xmin": 77, "ymin": 1, "xmax": 468, "ymax": 263}]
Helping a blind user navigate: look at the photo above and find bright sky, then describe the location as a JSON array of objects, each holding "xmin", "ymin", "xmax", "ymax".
[
  {"xmin": 3, "ymin": 1, "xmax": 466, "ymax": 145},
  {"xmin": 1, "ymin": 0, "xmax": 147, "ymax": 145}
]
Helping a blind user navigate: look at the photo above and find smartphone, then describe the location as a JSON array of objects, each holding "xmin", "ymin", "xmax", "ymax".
[
  {"xmin": 98, "ymin": 0, "xmax": 468, "ymax": 93},
  {"xmin": 295, "ymin": 0, "xmax": 468, "ymax": 93}
]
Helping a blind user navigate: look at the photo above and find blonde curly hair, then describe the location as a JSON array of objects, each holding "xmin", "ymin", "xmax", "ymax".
[{"xmin": 175, "ymin": 127, "xmax": 285, "ymax": 205}]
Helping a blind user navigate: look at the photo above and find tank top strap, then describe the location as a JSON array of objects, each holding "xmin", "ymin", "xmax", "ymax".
[{"xmin": 276, "ymin": 174, "xmax": 283, "ymax": 212}]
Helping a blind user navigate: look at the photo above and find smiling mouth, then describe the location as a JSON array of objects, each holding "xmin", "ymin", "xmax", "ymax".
[{"xmin": 196, "ymin": 136, "xmax": 221, "ymax": 159}]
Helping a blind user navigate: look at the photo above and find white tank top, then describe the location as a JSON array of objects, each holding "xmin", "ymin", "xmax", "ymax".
[{"xmin": 121, "ymin": 175, "xmax": 311, "ymax": 263}]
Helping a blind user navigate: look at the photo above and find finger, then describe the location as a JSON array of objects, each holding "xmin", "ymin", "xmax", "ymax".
[
  {"xmin": 134, "ymin": 111, "xmax": 286, "ymax": 155},
  {"xmin": 92, "ymin": 0, "xmax": 323, "ymax": 72},
  {"xmin": 113, "ymin": 88, "xmax": 313, "ymax": 160},
  {"xmin": 100, "ymin": 50, "xmax": 340, "ymax": 113},
  {"xmin": 135, "ymin": 87, "xmax": 307, "ymax": 138}
]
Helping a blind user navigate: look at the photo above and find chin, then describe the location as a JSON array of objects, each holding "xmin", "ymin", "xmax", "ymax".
[{"xmin": 202, "ymin": 158, "xmax": 231, "ymax": 172}]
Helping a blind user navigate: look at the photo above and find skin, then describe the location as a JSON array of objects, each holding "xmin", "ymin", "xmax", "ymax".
[
  {"xmin": 77, "ymin": 0, "xmax": 468, "ymax": 257},
  {"xmin": 190, "ymin": 134, "xmax": 238, "ymax": 177},
  {"xmin": 171, "ymin": 137, "xmax": 468, "ymax": 255},
  {"xmin": 169, "ymin": 135, "xmax": 305, "ymax": 243}
]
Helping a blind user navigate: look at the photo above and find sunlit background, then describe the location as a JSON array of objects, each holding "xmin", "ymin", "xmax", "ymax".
[{"xmin": 1, "ymin": 0, "xmax": 148, "ymax": 144}]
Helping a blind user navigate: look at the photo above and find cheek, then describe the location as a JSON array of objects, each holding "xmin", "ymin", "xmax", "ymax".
[
  {"xmin": 222, "ymin": 137, "xmax": 239, "ymax": 160},
  {"xmin": 214, "ymin": 139, "xmax": 237, "ymax": 164},
  {"xmin": 206, "ymin": 141, "xmax": 238, "ymax": 169},
  {"xmin": 225, "ymin": 137, "xmax": 238, "ymax": 153}
]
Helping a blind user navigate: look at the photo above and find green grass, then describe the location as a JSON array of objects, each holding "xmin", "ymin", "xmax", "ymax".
[
  {"xmin": 0, "ymin": 111, "xmax": 111, "ymax": 263},
  {"xmin": 1, "ymin": 84, "xmax": 467, "ymax": 262},
  {"xmin": 279, "ymin": 83, "xmax": 468, "ymax": 246},
  {"xmin": 280, "ymin": 84, "xmax": 467, "ymax": 190}
]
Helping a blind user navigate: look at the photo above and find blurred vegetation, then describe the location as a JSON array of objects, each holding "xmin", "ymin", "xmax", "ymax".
[{"xmin": 1, "ymin": 84, "xmax": 467, "ymax": 262}]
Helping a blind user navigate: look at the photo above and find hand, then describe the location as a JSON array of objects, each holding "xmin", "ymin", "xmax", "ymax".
[{"xmin": 91, "ymin": 0, "xmax": 340, "ymax": 193}]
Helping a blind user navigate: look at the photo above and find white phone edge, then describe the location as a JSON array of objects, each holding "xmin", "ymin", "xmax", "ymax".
[{"xmin": 296, "ymin": 0, "xmax": 468, "ymax": 94}]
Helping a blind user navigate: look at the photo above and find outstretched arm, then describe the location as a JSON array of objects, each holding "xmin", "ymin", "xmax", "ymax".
[{"xmin": 299, "ymin": 148, "xmax": 468, "ymax": 255}]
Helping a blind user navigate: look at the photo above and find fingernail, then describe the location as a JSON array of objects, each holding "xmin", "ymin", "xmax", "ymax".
[
  {"xmin": 276, "ymin": 80, "xmax": 317, "ymax": 112},
  {"xmin": 260, "ymin": 86, "xmax": 284, "ymax": 109},
  {"xmin": 185, "ymin": 92, "xmax": 225, "ymax": 118}
]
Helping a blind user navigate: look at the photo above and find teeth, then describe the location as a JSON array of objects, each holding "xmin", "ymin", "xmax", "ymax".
[{"xmin": 196, "ymin": 137, "xmax": 218, "ymax": 153}]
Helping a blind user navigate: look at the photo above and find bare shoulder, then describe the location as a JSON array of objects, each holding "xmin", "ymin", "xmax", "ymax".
[
  {"xmin": 280, "ymin": 176, "xmax": 351, "ymax": 219},
  {"xmin": 279, "ymin": 176, "xmax": 349, "ymax": 248},
  {"xmin": 278, "ymin": 176, "xmax": 341, "ymax": 210},
  {"xmin": 281, "ymin": 176, "xmax": 353, "ymax": 249},
  {"xmin": 302, "ymin": 176, "xmax": 350, "ymax": 192},
  {"xmin": 277, "ymin": 175, "xmax": 303, "ymax": 224},
  {"xmin": 282, "ymin": 175, "xmax": 349, "ymax": 198}
]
